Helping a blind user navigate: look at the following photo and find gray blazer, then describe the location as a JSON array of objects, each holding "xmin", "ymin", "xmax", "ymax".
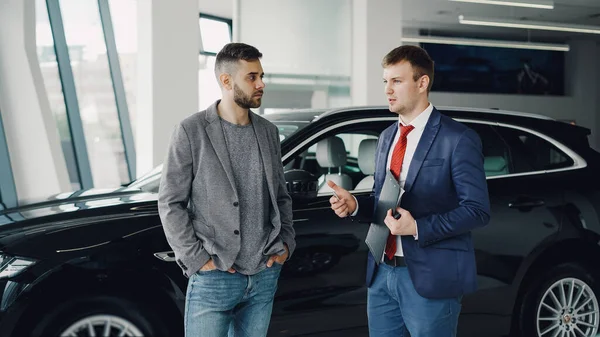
[{"xmin": 158, "ymin": 100, "xmax": 295, "ymax": 278}]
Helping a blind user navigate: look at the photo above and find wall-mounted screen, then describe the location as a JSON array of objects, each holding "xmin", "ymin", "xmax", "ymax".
[{"xmin": 421, "ymin": 43, "xmax": 565, "ymax": 96}]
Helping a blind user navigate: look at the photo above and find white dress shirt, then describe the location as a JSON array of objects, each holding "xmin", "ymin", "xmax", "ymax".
[
  {"xmin": 350, "ymin": 104, "xmax": 433, "ymax": 257},
  {"xmin": 388, "ymin": 103, "xmax": 433, "ymax": 256}
]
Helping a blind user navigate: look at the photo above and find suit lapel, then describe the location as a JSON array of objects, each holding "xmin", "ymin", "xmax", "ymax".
[
  {"xmin": 404, "ymin": 108, "xmax": 441, "ymax": 193},
  {"xmin": 205, "ymin": 102, "xmax": 237, "ymax": 191},
  {"xmin": 250, "ymin": 112, "xmax": 275, "ymax": 199},
  {"xmin": 377, "ymin": 125, "xmax": 397, "ymax": 185}
]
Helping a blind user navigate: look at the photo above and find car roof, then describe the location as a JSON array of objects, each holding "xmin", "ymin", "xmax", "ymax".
[
  {"xmin": 265, "ymin": 105, "xmax": 590, "ymax": 150},
  {"xmin": 262, "ymin": 109, "xmax": 327, "ymax": 123},
  {"xmin": 264, "ymin": 105, "xmax": 556, "ymax": 123},
  {"xmin": 311, "ymin": 105, "xmax": 556, "ymax": 122}
]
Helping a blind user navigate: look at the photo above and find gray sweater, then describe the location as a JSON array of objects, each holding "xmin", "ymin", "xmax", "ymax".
[{"xmin": 221, "ymin": 118, "xmax": 273, "ymax": 275}]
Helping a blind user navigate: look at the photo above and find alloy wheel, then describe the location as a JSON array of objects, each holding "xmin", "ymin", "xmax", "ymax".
[
  {"xmin": 536, "ymin": 277, "xmax": 599, "ymax": 337},
  {"xmin": 60, "ymin": 314, "xmax": 144, "ymax": 337}
]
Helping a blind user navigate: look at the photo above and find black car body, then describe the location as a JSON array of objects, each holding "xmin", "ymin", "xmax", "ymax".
[{"xmin": 1, "ymin": 106, "xmax": 600, "ymax": 337}]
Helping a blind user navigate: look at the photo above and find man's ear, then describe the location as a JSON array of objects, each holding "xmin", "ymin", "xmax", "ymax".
[
  {"xmin": 219, "ymin": 73, "xmax": 232, "ymax": 90},
  {"xmin": 418, "ymin": 75, "xmax": 430, "ymax": 94}
]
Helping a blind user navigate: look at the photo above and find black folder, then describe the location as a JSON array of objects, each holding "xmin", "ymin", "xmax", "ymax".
[{"xmin": 365, "ymin": 171, "xmax": 404, "ymax": 264}]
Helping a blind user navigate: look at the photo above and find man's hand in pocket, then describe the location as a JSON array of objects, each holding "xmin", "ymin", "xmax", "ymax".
[
  {"xmin": 201, "ymin": 258, "xmax": 235, "ymax": 273},
  {"xmin": 266, "ymin": 245, "xmax": 289, "ymax": 267}
]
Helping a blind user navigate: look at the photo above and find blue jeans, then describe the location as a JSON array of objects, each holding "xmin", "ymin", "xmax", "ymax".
[
  {"xmin": 367, "ymin": 264, "xmax": 462, "ymax": 337},
  {"xmin": 184, "ymin": 263, "xmax": 282, "ymax": 337}
]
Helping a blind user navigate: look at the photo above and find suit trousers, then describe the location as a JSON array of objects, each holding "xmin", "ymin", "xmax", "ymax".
[{"xmin": 367, "ymin": 263, "xmax": 462, "ymax": 337}]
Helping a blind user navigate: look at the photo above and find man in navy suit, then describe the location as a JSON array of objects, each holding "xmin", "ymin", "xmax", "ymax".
[{"xmin": 328, "ymin": 45, "xmax": 490, "ymax": 337}]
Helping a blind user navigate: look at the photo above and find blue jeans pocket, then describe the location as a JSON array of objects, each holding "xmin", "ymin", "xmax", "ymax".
[{"xmin": 195, "ymin": 268, "xmax": 217, "ymax": 275}]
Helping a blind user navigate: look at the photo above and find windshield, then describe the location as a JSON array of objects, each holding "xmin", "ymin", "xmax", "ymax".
[
  {"xmin": 127, "ymin": 121, "xmax": 309, "ymax": 193},
  {"xmin": 128, "ymin": 164, "xmax": 163, "ymax": 193},
  {"xmin": 272, "ymin": 121, "xmax": 309, "ymax": 141}
]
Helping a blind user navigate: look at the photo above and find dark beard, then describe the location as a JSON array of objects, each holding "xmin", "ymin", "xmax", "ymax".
[{"xmin": 233, "ymin": 84, "xmax": 261, "ymax": 109}]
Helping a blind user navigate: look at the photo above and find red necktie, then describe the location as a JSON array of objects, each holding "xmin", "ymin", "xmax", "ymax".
[{"xmin": 385, "ymin": 124, "xmax": 414, "ymax": 260}]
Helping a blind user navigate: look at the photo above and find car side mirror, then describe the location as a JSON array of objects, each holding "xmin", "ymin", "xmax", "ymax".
[{"xmin": 284, "ymin": 169, "xmax": 318, "ymax": 200}]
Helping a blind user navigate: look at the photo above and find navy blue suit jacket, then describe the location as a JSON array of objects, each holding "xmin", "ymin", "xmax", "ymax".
[{"xmin": 357, "ymin": 107, "xmax": 490, "ymax": 299}]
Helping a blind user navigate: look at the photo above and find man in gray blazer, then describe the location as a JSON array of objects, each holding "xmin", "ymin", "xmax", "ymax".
[{"xmin": 158, "ymin": 43, "xmax": 295, "ymax": 337}]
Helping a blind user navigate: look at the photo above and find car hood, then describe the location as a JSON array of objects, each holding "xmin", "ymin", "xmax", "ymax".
[
  {"xmin": 2, "ymin": 186, "xmax": 142, "ymax": 211},
  {"xmin": 0, "ymin": 186, "xmax": 161, "ymax": 259},
  {"xmin": 0, "ymin": 186, "xmax": 158, "ymax": 238},
  {"xmin": 1, "ymin": 186, "xmax": 153, "ymax": 215}
]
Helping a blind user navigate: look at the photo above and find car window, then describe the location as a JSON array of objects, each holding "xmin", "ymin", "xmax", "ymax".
[
  {"xmin": 494, "ymin": 125, "xmax": 573, "ymax": 172},
  {"xmin": 285, "ymin": 125, "xmax": 385, "ymax": 193},
  {"xmin": 271, "ymin": 121, "xmax": 310, "ymax": 141},
  {"xmin": 464, "ymin": 123, "xmax": 512, "ymax": 177},
  {"xmin": 275, "ymin": 123, "xmax": 304, "ymax": 141},
  {"xmin": 465, "ymin": 122, "xmax": 574, "ymax": 177},
  {"xmin": 126, "ymin": 164, "xmax": 163, "ymax": 193}
]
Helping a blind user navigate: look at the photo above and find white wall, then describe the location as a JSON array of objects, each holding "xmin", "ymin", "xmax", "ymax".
[
  {"xmin": 136, "ymin": 0, "xmax": 199, "ymax": 177},
  {"xmin": 568, "ymin": 40, "xmax": 599, "ymax": 151},
  {"xmin": 260, "ymin": 89, "xmax": 314, "ymax": 110},
  {"xmin": 351, "ymin": 0, "xmax": 403, "ymax": 105},
  {"xmin": 198, "ymin": 0, "xmax": 232, "ymax": 18},
  {"xmin": 238, "ymin": 0, "xmax": 351, "ymax": 76},
  {"xmin": 0, "ymin": 0, "xmax": 70, "ymax": 201}
]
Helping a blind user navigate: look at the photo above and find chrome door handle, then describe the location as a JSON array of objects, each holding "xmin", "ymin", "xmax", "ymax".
[
  {"xmin": 154, "ymin": 251, "xmax": 176, "ymax": 262},
  {"xmin": 508, "ymin": 200, "xmax": 545, "ymax": 208}
]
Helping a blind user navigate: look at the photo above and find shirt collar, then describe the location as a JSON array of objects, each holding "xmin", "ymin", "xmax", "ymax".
[{"xmin": 399, "ymin": 103, "xmax": 433, "ymax": 131}]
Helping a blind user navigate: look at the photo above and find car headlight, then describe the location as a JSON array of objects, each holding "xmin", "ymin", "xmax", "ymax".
[{"xmin": 0, "ymin": 254, "xmax": 37, "ymax": 279}]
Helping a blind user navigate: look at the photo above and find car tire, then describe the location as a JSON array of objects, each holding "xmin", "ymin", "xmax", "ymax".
[
  {"xmin": 518, "ymin": 263, "xmax": 600, "ymax": 337},
  {"xmin": 31, "ymin": 295, "xmax": 169, "ymax": 337}
]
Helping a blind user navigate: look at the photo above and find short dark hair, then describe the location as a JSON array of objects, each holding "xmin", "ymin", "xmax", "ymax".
[
  {"xmin": 382, "ymin": 45, "xmax": 434, "ymax": 92},
  {"xmin": 214, "ymin": 43, "xmax": 263, "ymax": 80}
]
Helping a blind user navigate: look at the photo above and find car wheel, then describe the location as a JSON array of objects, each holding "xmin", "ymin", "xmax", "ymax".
[
  {"xmin": 518, "ymin": 263, "xmax": 600, "ymax": 337},
  {"xmin": 32, "ymin": 296, "xmax": 168, "ymax": 337}
]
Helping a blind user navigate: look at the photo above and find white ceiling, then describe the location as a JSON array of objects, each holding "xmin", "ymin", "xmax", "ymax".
[
  {"xmin": 197, "ymin": 0, "xmax": 600, "ymax": 42},
  {"xmin": 402, "ymin": 0, "xmax": 600, "ymax": 41}
]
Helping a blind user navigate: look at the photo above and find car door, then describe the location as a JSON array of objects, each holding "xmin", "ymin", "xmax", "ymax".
[
  {"xmin": 458, "ymin": 120, "xmax": 573, "ymax": 337},
  {"xmin": 268, "ymin": 119, "xmax": 394, "ymax": 336}
]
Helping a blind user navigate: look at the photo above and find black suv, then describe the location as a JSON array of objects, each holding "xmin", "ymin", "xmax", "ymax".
[{"xmin": 1, "ymin": 106, "xmax": 600, "ymax": 337}]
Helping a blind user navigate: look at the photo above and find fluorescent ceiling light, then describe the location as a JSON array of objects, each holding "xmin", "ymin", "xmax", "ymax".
[
  {"xmin": 459, "ymin": 15, "xmax": 600, "ymax": 34},
  {"xmin": 449, "ymin": 0, "xmax": 553, "ymax": 9},
  {"xmin": 402, "ymin": 35, "xmax": 570, "ymax": 51}
]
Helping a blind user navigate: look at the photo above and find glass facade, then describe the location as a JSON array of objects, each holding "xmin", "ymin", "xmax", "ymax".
[
  {"xmin": 107, "ymin": 0, "xmax": 137, "ymax": 138},
  {"xmin": 35, "ymin": 0, "xmax": 81, "ymax": 190},
  {"xmin": 59, "ymin": 0, "xmax": 129, "ymax": 187}
]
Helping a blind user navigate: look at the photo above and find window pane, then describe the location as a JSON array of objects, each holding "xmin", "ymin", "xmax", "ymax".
[
  {"xmin": 35, "ymin": 0, "xmax": 81, "ymax": 190},
  {"xmin": 59, "ymin": 0, "xmax": 129, "ymax": 187},
  {"xmin": 287, "ymin": 131, "xmax": 381, "ymax": 192},
  {"xmin": 464, "ymin": 123, "xmax": 511, "ymax": 177},
  {"xmin": 495, "ymin": 126, "xmax": 573, "ymax": 172},
  {"xmin": 199, "ymin": 17, "xmax": 230, "ymax": 54},
  {"xmin": 107, "ymin": 0, "xmax": 137, "ymax": 137}
]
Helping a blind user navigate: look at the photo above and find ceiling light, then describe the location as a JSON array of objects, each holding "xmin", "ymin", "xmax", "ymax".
[
  {"xmin": 449, "ymin": 0, "xmax": 554, "ymax": 9},
  {"xmin": 402, "ymin": 35, "xmax": 569, "ymax": 51},
  {"xmin": 459, "ymin": 15, "xmax": 600, "ymax": 34}
]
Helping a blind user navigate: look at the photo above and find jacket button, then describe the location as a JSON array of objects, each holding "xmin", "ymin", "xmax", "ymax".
[
  {"xmin": 233, "ymin": 201, "xmax": 239, "ymax": 207},
  {"xmin": 234, "ymin": 230, "xmax": 240, "ymax": 235}
]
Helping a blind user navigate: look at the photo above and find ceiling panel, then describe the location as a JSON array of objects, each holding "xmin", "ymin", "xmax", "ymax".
[{"xmin": 402, "ymin": 0, "xmax": 600, "ymax": 41}]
